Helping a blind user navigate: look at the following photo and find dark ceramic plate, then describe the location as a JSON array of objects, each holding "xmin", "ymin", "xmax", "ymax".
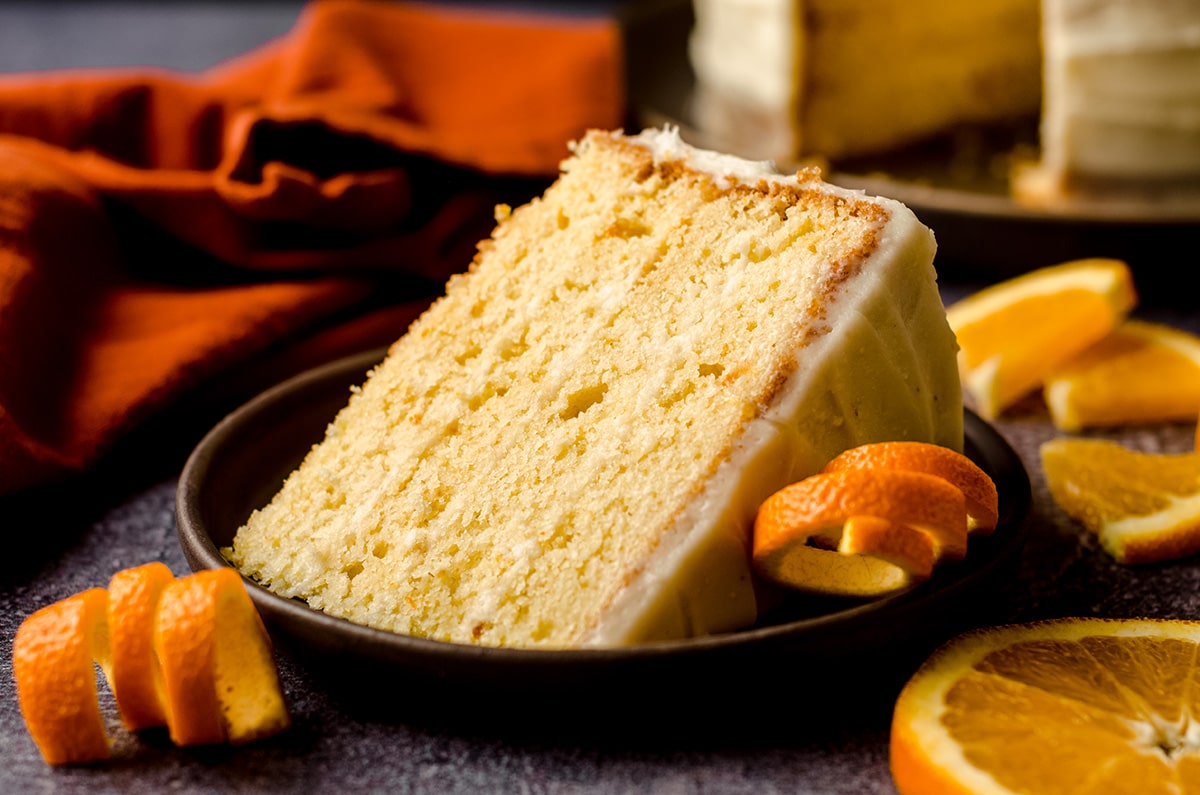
[{"xmin": 177, "ymin": 348, "xmax": 1031, "ymax": 718}]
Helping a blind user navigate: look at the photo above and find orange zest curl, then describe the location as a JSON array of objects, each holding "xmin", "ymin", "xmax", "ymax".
[
  {"xmin": 751, "ymin": 441, "xmax": 996, "ymax": 597},
  {"xmin": 13, "ymin": 565, "xmax": 288, "ymax": 766}
]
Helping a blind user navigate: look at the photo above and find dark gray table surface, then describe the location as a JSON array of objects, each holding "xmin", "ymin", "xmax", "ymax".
[
  {"xmin": 7, "ymin": 287, "xmax": 1200, "ymax": 795},
  {"xmin": 4, "ymin": 4, "xmax": 1200, "ymax": 793}
]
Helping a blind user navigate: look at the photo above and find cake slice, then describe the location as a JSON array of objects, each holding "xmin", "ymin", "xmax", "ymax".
[{"xmin": 226, "ymin": 127, "xmax": 962, "ymax": 649}]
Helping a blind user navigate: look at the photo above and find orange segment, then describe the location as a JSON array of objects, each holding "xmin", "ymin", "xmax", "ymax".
[
  {"xmin": 108, "ymin": 562, "xmax": 173, "ymax": 731},
  {"xmin": 1044, "ymin": 319, "xmax": 1200, "ymax": 432},
  {"xmin": 946, "ymin": 258, "xmax": 1136, "ymax": 419},
  {"xmin": 823, "ymin": 441, "xmax": 999, "ymax": 534},
  {"xmin": 155, "ymin": 568, "xmax": 289, "ymax": 746},
  {"xmin": 752, "ymin": 469, "xmax": 968, "ymax": 597},
  {"xmin": 12, "ymin": 588, "xmax": 113, "ymax": 765},
  {"xmin": 1040, "ymin": 437, "xmax": 1200, "ymax": 564},
  {"xmin": 890, "ymin": 618, "xmax": 1200, "ymax": 795}
]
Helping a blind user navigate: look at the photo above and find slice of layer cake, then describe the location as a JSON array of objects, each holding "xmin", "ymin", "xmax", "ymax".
[
  {"xmin": 226, "ymin": 127, "xmax": 962, "ymax": 649},
  {"xmin": 688, "ymin": 0, "xmax": 1042, "ymax": 164},
  {"xmin": 1013, "ymin": 0, "xmax": 1200, "ymax": 206}
]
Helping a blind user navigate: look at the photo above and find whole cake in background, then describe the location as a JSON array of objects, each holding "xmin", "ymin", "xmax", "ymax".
[
  {"xmin": 1013, "ymin": 0, "xmax": 1200, "ymax": 207},
  {"xmin": 687, "ymin": 0, "xmax": 1043, "ymax": 164},
  {"xmin": 226, "ymin": 127, "xmax": 962, "ymax": 650}
]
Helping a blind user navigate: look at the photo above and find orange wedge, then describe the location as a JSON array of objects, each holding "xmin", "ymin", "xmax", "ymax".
[
  {"xmin": 108, "ymin": 562, "xmax": 173, "ymax": 731},
  {"xmin": 1040, "ymin": 437, "xmax": 1200, "ymax": 564},
  {"xmin": 891, "ymin": 618, "xmax": 1200, "ymax": 795},
  {"xmin": 752, "ymin": 469, "xmax": 968, "ymax": 597},
  {"xmin": 946, "ymin": 258, "xmax": 1136, "ymax": 419},
  {"xmin": 823, "ymin": 441, "xmax": 999, "ymax": 534},
  {"xmin": 1044, "ymin": 319, "xmax": 1200, "ymax": 432},
  {"xmin": 12, "ymin": 588, "xmax": 113, "ymax": 765}
]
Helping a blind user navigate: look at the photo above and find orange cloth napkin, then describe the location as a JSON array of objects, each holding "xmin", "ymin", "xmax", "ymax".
[{"xmin": 0, "ymin": 0, "xmax": 623, "ymax": 494}]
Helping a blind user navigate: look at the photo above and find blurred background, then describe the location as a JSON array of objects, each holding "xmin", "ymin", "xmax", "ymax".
[
  {"xmin": 0, "ymin": 1, "xmax": 632, "ymax": 73},
  {"xmin": 0, "ymin": 2, "xmax": 306, "ymax": 72}
]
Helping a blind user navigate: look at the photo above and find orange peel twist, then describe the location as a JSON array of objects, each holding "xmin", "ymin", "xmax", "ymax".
[
  {"xmin": 13, "ymin": 565, "xmax": 288, "ymax": 765},
  {"xmin": 752, "ymin": 442, "xmax": 995, "ymax": 597}
]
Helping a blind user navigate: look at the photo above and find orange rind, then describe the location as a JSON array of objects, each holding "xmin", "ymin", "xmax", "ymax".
[
  {"xmin": 156, "ymin": 568, "xmax": 289, "ymax": 746},
  {"xmin": 752, "ymin": 468, "xmax": 968, "ymax": 597},
  {"xmin": 838, "ymin": 515, "xmax": 937, "ymax": 579},
  {"xmin": 823, "ymin": 441, "xmax": 999, "ymax": 534},
  {"xmin": 12, "ymin": 565, "xmax": 289, "ymax": 765},
  {"xmin": 12, "ymin": 588, "xmax": 113, "ymax": 766},
  {"xmin": 108, "ymin": 562, "xmax": 173, "ymax": 731}
]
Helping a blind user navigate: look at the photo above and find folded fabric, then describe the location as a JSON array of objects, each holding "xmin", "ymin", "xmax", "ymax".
[{"xmin": 0, "ymin": 0, "xmax": 624, "ymax": 494}]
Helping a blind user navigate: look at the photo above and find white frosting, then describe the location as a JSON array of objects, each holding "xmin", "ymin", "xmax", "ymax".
[
  {"xmin": 1040, "ymin": 0, "xmax": 1200, "ymax": 182},
  {"xmin": 688, "ymin": 0, "xmax": 795, "ymax": 112},
  {"xmin": 630, "ymin": 125, "xmax": 782, "ymax": 186},
  {"xmin": 626, "ymin": 125, "xmax": 875, "ymax": 204}
]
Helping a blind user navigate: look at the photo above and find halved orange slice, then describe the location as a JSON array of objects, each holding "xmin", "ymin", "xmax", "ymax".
[
  {"xmin": 891, "ymin": 618, "xmax": 1200, "ymax": 794},
  {"xmin": 1044, "ymin": 319, "xmax": 1200, "ymax": 432},
  {"xmin": 946, "ymin": 258, "xmax": 1136, "ymax": 419},
  {"xmin": 1040, "ymin": 436, "xmax": 1200, "ymax": 564}
]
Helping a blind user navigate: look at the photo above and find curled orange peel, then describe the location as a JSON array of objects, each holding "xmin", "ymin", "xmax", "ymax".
[
  {"xmin": 109, "ymin": 562, "xmax": 173, "ymax": 731},
  {"xmin": 12, "ymin": 588, "xmax": 113, "ymax": 766},
  {"xmin": 822, "ymin": 441, "xmax": 999, "ymax": 534},
  {"xmin": 754, "ymin": 469, "xmax": 969, "ymax": 560},
  {"xmin": 12, "ymin": 565, "xmax": 288, "ymax": 766},
  {"xmin": 752, "ymin": 442, "xmax": 996, "ymax": 596},
  {"xmin": 838, "ymin": 516, "xmax": 937, "ymax": 579}
]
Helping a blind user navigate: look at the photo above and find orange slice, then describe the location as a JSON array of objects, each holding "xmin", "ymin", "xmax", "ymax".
[
  {"xmin": 108, "ymin": 562, "xmax": 173, "ymax": 731},
  {"xmin": 890, "ymin": 617, "xmax": 1200, "ymax": 795},
  {"xmin": 946, "ymin": 258, "xmax": 1136, "ymax": 419},
  {"xmin": 752, "ymin": 469, "xmax": 968, "ymax": 597},
  {"xmin": 12, "ymin": 588, "xmax": 113, "ymax": 765},
  {"xmin": 1044, "ymin": 319, "xmax": 1200, "ymax": 432},
  {"xmin": 155, "ymin": 568, "xmax": 290, "ymax": 746},
  {"xmin": 822, "ymin": 441, "xmax": 999, "ymax": 534},
  {"xmin": 1040, "ymin": 437, "xmax": 1200, "ymax": 564}
]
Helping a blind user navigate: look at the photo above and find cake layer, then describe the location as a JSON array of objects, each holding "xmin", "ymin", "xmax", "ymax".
[{"xmin": 227, "ymin": 128, "xmax": 961, "ymax": 649}]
